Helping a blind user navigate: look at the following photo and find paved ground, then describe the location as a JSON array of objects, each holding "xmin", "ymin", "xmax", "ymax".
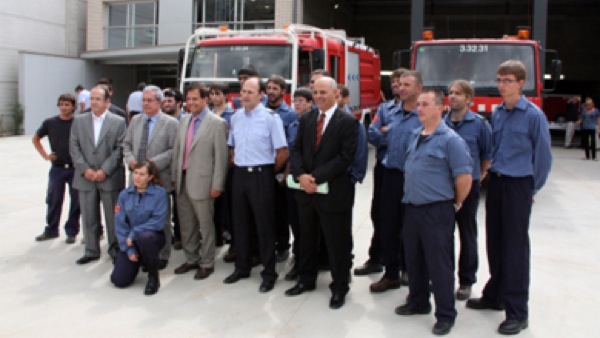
[{"xmin": 1, "ymin": 135, "xmax": 599, "ymax": 337}]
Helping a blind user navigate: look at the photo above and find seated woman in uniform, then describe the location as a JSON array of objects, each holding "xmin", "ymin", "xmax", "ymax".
[{"xmin": 110, "ymin": 161, "xmax": 167, "ymax": 295}]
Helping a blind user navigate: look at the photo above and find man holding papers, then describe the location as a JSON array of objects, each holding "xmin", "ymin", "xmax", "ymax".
[{"xmin": 286, "ymin": 77, "xmax": 358, "ymax": 310}]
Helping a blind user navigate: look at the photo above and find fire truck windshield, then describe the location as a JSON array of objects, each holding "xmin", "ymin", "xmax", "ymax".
[
  {"xmin": 414, "ymin": 43, "xmax": 536, "ymax": 96},
  {"xmin": 190, "ymin": 45, "xmax": 292, "ymax": 80}
]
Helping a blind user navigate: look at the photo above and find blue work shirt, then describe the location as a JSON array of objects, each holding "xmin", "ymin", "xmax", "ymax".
[
  {"xmin": 268, "ymin": 101, "xmax": 298, "ymax": 138},
  {"xmin": 489, "ymin": 95, "xmax": 552, "ymax": 193},
  {"xmin": 579, "ymin": 108, "xmax": 600, "ymax": 130},
  {"xmin": 233, "ymin": 94, "xmax": 268, "ymax": 110},
  {"xmin": 445, "ymin": 110, "xmax": 493, "ymax": 180},
  {"xmin": 350, "ymin": 122, "xmax": 368, "ymax": 183},
  {"xmin": 381, "ymin": 103, "xmax": 421, "ymax": 171},
  {"xmin": 216, "ymin": 106, "xmax": 235, "ymax": 126},
  {"xmin": 368, "ymin": 99, "xmax": 404, "ymax": 162},
  {"xmin": 403, "ymin": 122, "xmax": 473, "ymax": 205},
  {"xmin": 115, "ymin": 184, "xmax": 167, "ymax": 257},
  {"xmin": 287, "ymin": 120, "xmax": 299, "ymax": 147},
  {"xmin": 228, "ymin": 104, "xmax": 288, "ymax": 166}
]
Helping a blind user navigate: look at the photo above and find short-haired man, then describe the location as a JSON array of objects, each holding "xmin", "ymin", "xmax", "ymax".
[
  {"xmin": 266, "ymin": 74, "xmax": 298, "ymax": 262},
  {"xmin": 467, "ymin": 60, "xmax": 552, "ymax": 335},
  {"xmin": 356, "ymin": 68, "xmax": 406, "ymax": 276},
  {"xmin": 75, "ymin": 85, "xmax": 90, "ymax": 113},
  {"xmin": 224, "ymin": 77, "xmax": 288, "ymax": 293},
  {"xmin": 335, "ymin": 84, "xmax": 351, "ymax": 113},
  {"xmin": 286, "ymin": 77, "xmax": 358, "ymax": 310},
  {"xmin": 232, "ymin": 64, "xmax": 268, "ymax": 109},
  {"xmin": 171, "ymin": 84, "xmax": 229, "ymax": 280},
  {"xmin": 368, "ymin": 70, "xmax": 422, "ymax": 293},
  {"xmin": 162, "ymin": 88, "xmax": 185, "ymax": 121},
  {"xmin": 95, "ymin": 78, "xmax": 128, "ymax": 123},
  {"xmin": 33, "ymin": 93, "xmax": 81, "ymax": 244},
  {"xmin": 70, "ymin": 86, "xmax": 127, "ymax": 264},
  {"xmin": 123, "ymin": 85, "xmax": 179, "ymax": 269},
  {"xmin": 396, "ymin": 88, "xmax": 473, "ymax": 336},
  {"xmin": 445, "ymin": 79, "xmax": 492, "ymax": 300}
]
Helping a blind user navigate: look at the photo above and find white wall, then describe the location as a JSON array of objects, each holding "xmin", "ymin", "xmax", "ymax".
[
  {"xmin": 19, "ymin": 53, "xmax": 135, "ymax": 135},
  {"xmin": 158, "ymin": 0, "xmax": 194, "ymax": 45},
  {"xmin": 0, "ymin": 0, "xmax": 86, "ymax": 134}
]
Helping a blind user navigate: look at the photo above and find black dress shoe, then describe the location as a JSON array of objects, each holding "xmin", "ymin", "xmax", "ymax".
[
  {"xmin": 223, "ymin": 270, "xmax": 250, "ymax": 284},
  {"xmin": 65, "ymin": 236, "xmax": 76, "ymax": 244},
  {"xmin": 144, "ymin": 275, "xmax": 160, "ymax": 295},
  {"xmin": 285, "ymin": 283, "xmax": 316, "ymax": 296},
  {"xmin": 174, "ymin": 262, "xmax": 199, "ymax": 274},
  {"xmin": 259, "ymin": 280, "xmax": 275, "ymax": 293},
  {"xmin": 158, "ymin": 259, "xmax": 168, "ymax": 270},
  {"xmin": 329, "ymin": 293, "xmax": 346, "ymax": 309},
  {"xmin": 395, "ymin": 303, "xmax": 432, "ymax": 315},
  {"xmin": 498, "ymin": 319, "xmax": 528, "ymax": 335},
  {"xmin": 284, "ymin": 267, "xmax": 298, "ymax": 281},
  {"xmin": 76, "ymin": 256, "xmax": 100, "ymax": 265},
  {"xmin": 432, "ymin": 321, "xmax": 454, "ymax": 336},
  {"xmin": 36, "ymin": 233, "xmax": 59, "ymax": 241},
  {"xmin": 353, "ymin": 261, "xmax": 383, "ymax": 276},
  {"xmin": 466, "ymin": 297, "xmax": 504, "ymax": 311}
]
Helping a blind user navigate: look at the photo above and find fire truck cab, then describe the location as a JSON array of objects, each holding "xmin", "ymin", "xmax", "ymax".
[
  {"xmin": 394, "ymin": 27, "xmax": 561, "ymax": 119},
  {"xmin": 179, "ymin": 24, "xmax": 381, "ymax": 122}
]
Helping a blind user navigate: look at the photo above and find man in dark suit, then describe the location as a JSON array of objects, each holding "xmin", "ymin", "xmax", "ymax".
[
  {"xmin": 70, "ymin": 86, "xmax": 126, "ymax": 264},
  {"xmin": 286, "ymin": 77, "xmax": 358, "ymax": 309}
]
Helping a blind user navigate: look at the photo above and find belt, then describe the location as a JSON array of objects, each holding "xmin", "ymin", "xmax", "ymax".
[
  {"xmin": 54, "ymin": 163, "xmax": 73, "ymax": 169},
  {"xmin": 236, "ymin": 165, "xmax": 272, "ymax": 173}
]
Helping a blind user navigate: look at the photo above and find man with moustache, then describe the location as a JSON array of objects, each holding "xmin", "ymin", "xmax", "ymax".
[{"xmin": 396, "ymin": 88, "xmax": 472, "ymax": 336}]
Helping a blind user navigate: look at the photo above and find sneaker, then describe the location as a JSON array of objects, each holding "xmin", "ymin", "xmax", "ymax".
[
  {"xmin": 65, "ymin": 236, "xmax": 76, "ymax": 244},
  {"xmin": 35, "ymin": 233, "xmax": 59, "ymax": 241},
  {"xmin": 456, "ymin": 285, "xmax": 472, "ymax": 300}
]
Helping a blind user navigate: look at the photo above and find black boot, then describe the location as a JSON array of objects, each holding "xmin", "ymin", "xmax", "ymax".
[{"xmin": 144, "ymin": 272, "xmax": 160, "ymax": 296}]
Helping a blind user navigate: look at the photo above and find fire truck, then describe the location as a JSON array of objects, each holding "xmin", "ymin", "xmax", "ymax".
[
  {"xmin": 179, "ymin": 24, "xmax": 381, "ymax": 122},
  {"xmin": 394, "ymin": 27, "xmax": 561, "ymax": 120}
]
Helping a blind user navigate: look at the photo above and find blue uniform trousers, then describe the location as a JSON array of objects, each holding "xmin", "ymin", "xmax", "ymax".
[
  {"xmin": 482, "ymin": 173, "xmax": 533, "ymax": 321},
  {"xmin": 379, "ymin": 168, "xmax": 406, "ymax": 279},
  {"xmin": 111, "ymin": 231, "xmax": 166, "ymax": 288},
  {"xmin": 45, "ymin": 165, "xmax": 80, "ymax": 237},
  {"xmin": 367, "ymin": 160, "xmax": 384, "ymax": 265},
  {"xmin": 404, "ymin": 200, "xmax": 456, "ymax": 323},
  {"xmin": 455, "ymin": 182, "xmax": 480, "ymax": 286}
]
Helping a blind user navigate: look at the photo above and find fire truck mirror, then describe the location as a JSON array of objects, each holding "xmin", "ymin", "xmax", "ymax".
[
  {"xmin": 551, "ymin": 59, "xmax": 562, "ymax": 81},
  {"xmin": 312, "ymin": 49, "xmax": 325, "ymax": 70}
]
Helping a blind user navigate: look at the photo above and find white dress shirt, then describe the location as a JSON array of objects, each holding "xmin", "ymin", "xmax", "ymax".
[{"xmin": 92, "ymin": 111, "xmax": 107, "ymax": 146}]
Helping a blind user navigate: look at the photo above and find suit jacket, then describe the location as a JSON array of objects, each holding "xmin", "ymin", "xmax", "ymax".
[
  {"xmin": 123, "ymin": 112, "xmax": 178, "ymax": 191},
  {"xmin": 70, "ymin": 111, "xmax": 126, "ymax": 192},
  {"xmin": 171, "ymin": 112, "xmax": 229, "ymax": 200},
  {"xmin": 290, "ymin": 107, "xmax": 358, "ymax": 212}
]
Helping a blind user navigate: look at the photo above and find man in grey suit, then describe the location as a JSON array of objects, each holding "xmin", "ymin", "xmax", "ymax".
[
  {"xmin": 70, "ymin": 86, "xmax": 127, "ymax": 264},
  {"xmin": 171, "ymin": 83, "xmax": 228, "ymax": 280},
  {"xmin": 123, "ymin": 85, "xmax": 178, "ymax": 269}
]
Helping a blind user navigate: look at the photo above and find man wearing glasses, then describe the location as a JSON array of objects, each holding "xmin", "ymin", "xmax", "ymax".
[
  {"xmin": 466, "ymin": 60, "xmax": 552, "ymax": 335},
  {"xmin": 123, "ymin": 85, "xmax": 179, "ymax": 269}
]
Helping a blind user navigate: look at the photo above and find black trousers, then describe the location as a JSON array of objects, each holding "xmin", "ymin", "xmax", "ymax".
[
  {"xmin": 379, "ymin": 168, "xmax": 406, "ymax": 279},
  {"xmin": 274, "ymin": 180, "xmax": 291, "ymax": 253},
  {"xmin": 482, "ymin": 173, "xmax": 533, "ymax": 321},
  {"xmin": 285, "ymin": 187, "xmax": 300, "ymax": 260},
  {"xmin": 296, "ymin": 197, "xmax": 354, "ymax": 295},
  {"xmin": 45, "ymin": 165, "xmax": 80, "ymax": 237},
  {"xmin": 455, "ymin": 182, "xmax": 480, "ymax": 286},
  {"xmin": 581, "ymin": 129, "xmax": 597, "ymax": 159},
  {"xmin": 404, "ymin": 200, "xmax": 456, "ymax": 323},
  {"xmin": 171, "ymin": 191, "xmax": 181, "ymax": 241},
  {"xmin": 366, "ymin": 160, "xmax": 384, "ymax": 265},
  {"xmin": 232, "ymin": 165, "xmax": 277, "ymax": 281},
  {"xmin": 110, "ymin": 231, "xmax": 165, "ymax": 288}
]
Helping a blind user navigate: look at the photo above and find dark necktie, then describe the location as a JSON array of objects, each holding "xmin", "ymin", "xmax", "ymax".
[
  {"xmin": 315, "ymin": 113, "xmax": 325, "ymax": 150},
  {"xmin": 137, "ymin": 118, "xmax": 151, "ymax": 162}
]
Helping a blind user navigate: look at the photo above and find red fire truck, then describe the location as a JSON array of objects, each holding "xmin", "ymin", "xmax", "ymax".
[
  {"xmin": 179, "ymin": 24, "xmax": 381, "ymax": 121},
  {"xmin": 395, "ymin": 27, "xmax": 561, "ymax": 119}
]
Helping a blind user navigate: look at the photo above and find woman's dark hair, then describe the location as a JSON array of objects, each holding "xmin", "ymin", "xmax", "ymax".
[{"xmin": 133, "ymin": 160, "xmax": 161, "ymax": 186}]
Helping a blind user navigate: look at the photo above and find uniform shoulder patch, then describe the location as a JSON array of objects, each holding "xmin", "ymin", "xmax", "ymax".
[{"xmin": 114, "ymin": 205, "xmax": 120, "ymax": 213}]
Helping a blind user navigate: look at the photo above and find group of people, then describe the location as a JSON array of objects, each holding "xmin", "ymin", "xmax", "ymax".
[
  {"xmin": 564, "ymin": 96, "xmax": 600, "ymax": 160},
  {"xmin": 33, "ymin": 59, "xmax": 552, "ymax": 336}
]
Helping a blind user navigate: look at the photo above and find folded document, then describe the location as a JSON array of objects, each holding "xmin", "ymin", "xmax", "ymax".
[{"xmin": 286, "ymin": 175, "xmax": 329, "ymax": 194}]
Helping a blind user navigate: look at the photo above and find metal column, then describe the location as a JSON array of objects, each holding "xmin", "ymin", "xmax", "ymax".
[
  {"xmin": 411, "ymin": 0, "xmax": 424, "ymax": 43},
  {"xmin": 533, "ymin": 0, "xmax": 548, "ymax": 77}
]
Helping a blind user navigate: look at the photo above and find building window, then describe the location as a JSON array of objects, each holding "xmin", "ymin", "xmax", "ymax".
[
  {"xmin": 106, "ymin": 2, "xmax": 158, "ymax": 49},
  {"xmin": 194, "ymin": 0, "xmax": 275, "ymax": 30}
]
